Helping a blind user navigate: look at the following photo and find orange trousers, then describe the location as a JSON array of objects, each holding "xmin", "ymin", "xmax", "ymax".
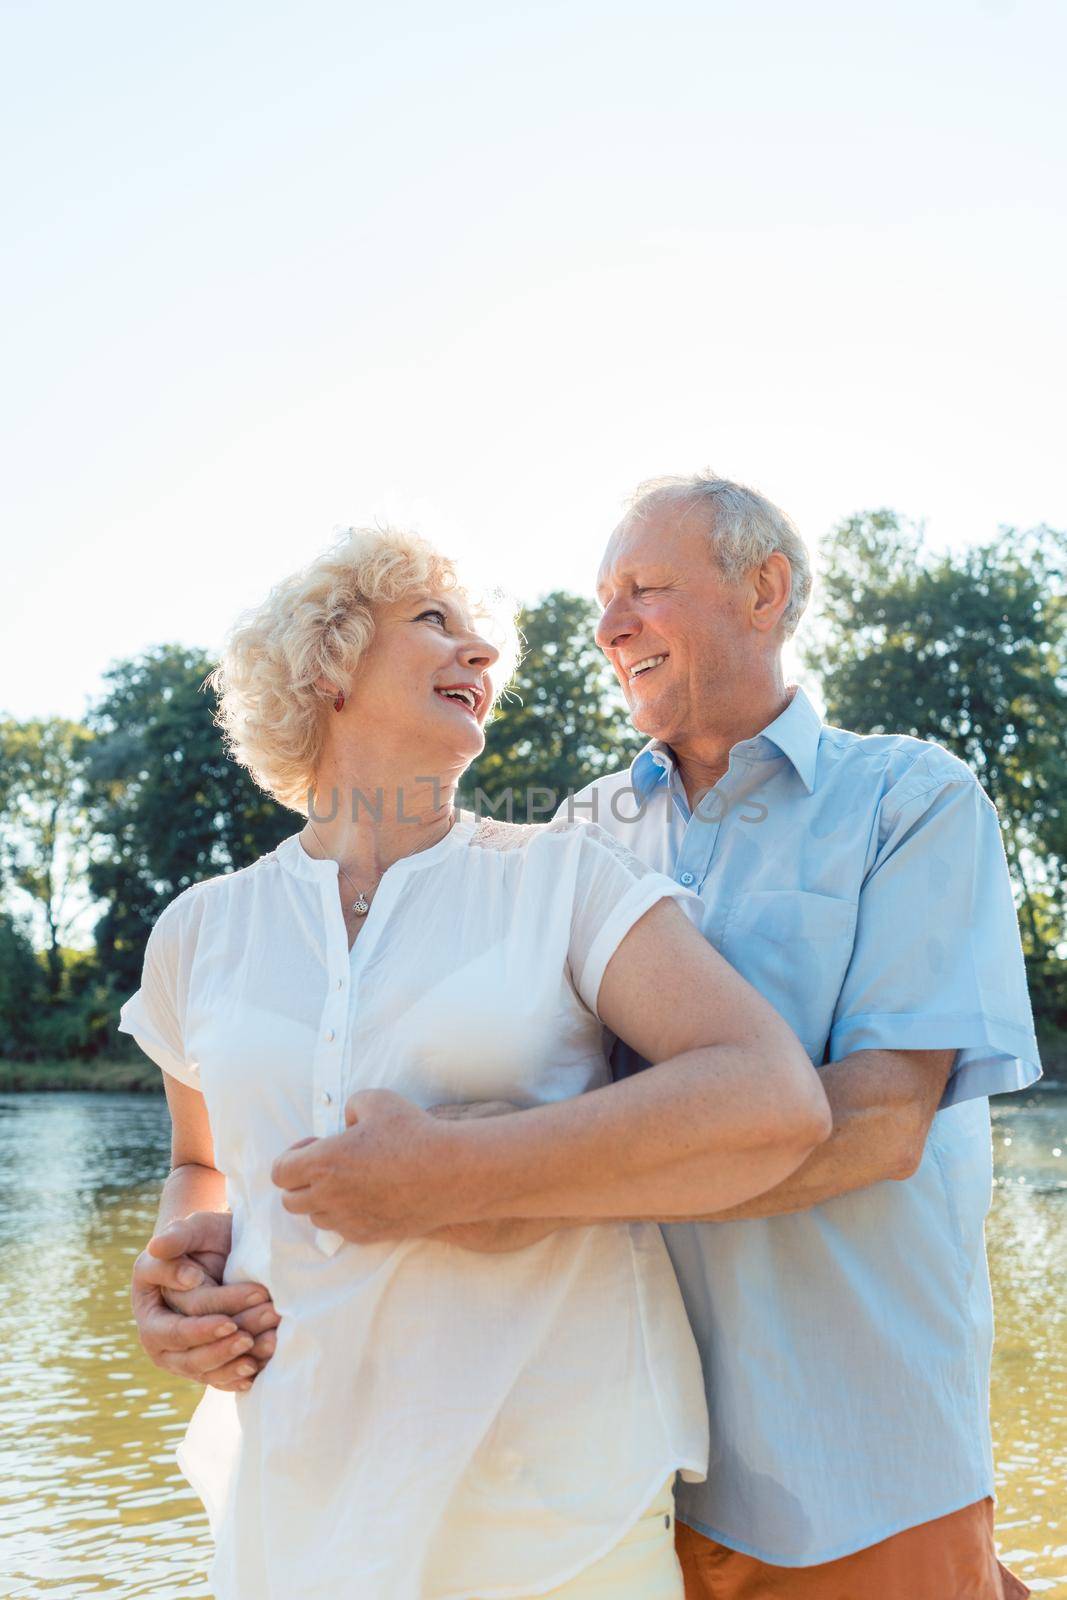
[{"xmin": 675, "ymin": 1497, "xmax": 1029, "ymax": 1600}]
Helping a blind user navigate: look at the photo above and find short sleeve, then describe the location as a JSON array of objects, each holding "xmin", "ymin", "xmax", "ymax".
[
  {"xmin": 828, "ymin": 763, "xmax": 1042, "ymax": 1106},
  {"xmin": 565, "ymin": 821, "xmax": 703, "ymax": 1018},
  {"xmin": 117, "ymin": 901, "xmax": 201, "ymax": 1091}
]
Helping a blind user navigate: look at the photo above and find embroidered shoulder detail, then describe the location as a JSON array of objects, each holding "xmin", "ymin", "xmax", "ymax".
[
  {"xmin": 576, "ymin": 822, "xmax": 656, "ymax": 877},
  {"xmin": 465, "ymin": 815, "xmax": 654, "ymax": 878},
  {"xmin": 468, "ymin": 816, "xmax": 585, "ymax": 853}
]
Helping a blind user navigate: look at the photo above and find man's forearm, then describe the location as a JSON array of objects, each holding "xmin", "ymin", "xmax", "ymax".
[
  {"xmin": 452, "ymin": 1090, "xmax": 901, "ymax": 1240},
  {"xmin": 444, "ymin": 1041, "xmax": 825, "ymax": 1225},
  {"xmin": 451, "ymin": 1049, "xmax": 953, "ymax": 1241},
  {"xmin": 695, "ymin": 1048, "xmax": 955, "ymax": 1220},
  {"xmin": 690, "ymin": 1073, "xmax": 905, "ymax": 1218}
]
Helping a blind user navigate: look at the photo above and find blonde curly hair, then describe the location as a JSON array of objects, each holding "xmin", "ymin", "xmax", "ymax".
[{"xmin": 207, "ymin": 525, "xmax": 519, "ymax": 814}]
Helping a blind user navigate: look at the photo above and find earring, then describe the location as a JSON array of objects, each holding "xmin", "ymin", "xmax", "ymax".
[{"xmin": 333, "ymin": 690, "xmax": 345, "ymax": 712}]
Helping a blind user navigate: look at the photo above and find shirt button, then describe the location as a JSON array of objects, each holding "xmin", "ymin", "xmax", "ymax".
[
  {"xmin": 319, "ymin": 1090, "xmax": 333, "ymax": 1106},
  {"xmin": 324, "ymin": 1028, "xmax": 335, "ymax": 1042},
  {"xmin": 680, "ymin": 871, "xmax": 695, "ymax": 886},
  {"xmin": 335, "ymin": 977, "xmax": 344, "ymax": 990}
]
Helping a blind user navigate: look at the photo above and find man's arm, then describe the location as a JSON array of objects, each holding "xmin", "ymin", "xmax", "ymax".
[
  {"xmin": 425, "ymin": 1047, "xmax": 956, "ymax": 1247},
  {"xmin": 273, "ymin": 898, "xmax": 832, "ymax": 1240},
  {"xmin": 669, "ymin": 1045, "xmax": 956, "ymax": 1221}
]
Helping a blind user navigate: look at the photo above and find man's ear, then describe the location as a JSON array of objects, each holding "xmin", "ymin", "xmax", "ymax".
[{"xmin": 750, "ymin": 551, "xmax": 793, "ymax": 634}]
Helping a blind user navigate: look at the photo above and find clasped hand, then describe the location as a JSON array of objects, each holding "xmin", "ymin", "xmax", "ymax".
[{"xmin": 131, "ymin": 1094, "xmax": 556, "ymax": 1396}]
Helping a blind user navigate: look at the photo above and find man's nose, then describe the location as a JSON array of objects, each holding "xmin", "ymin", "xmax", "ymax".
[{"xmin": 595, "ymin": 601, "xmax": 637, "ymax": 654}]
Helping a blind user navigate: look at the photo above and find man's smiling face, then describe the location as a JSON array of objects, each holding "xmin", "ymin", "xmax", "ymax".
[{"xmin": 595, "ymin": 501, "xmax": 753, "ymax": 747}]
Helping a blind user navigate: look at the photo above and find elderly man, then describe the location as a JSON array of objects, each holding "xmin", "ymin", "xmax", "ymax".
[
  {"xmin": 554, "ymin": 476, "xmax": 1041, "ymax": 1598},
  {"xmin": 135, "ymin": 474, "xmax": 1040, "ymax": 1600}
]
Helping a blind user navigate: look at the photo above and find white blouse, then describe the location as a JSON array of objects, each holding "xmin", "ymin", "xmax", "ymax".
[{"xmin": 119, "ymin": 813, "xmax": 709, "ymax": 1600}]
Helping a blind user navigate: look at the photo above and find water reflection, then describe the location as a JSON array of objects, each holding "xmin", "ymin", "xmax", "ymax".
[
  {"xmin": 0, "ymin": 1095, "xmax": 210, "ymax": 1598},
  {"xmin": 988, "ymin": 1088, "xmax": 1067, "ymax": 1595},
  {"xmin": 0, "ymin": 1088, "xmax": 1063, "ymax": 1597}
]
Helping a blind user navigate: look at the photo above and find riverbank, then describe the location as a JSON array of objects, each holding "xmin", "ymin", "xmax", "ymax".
[
  {"xmin": 0, "ymin": 1057, "xmax": 162, "ymax": 1092},
  {"xmin": 3, "ymin": 1030, "xmax": 1066, "ymax": 1093}
]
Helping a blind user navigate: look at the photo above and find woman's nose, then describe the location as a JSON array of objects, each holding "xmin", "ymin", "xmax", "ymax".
[{"xmin": 460, "ymin": 632, "xmax": 499, "ymax": 668}]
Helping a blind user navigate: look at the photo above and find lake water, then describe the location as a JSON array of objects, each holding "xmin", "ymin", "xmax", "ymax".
[{"xmin": 0, "ymin": 1088, "xmax": 1064, "ymax": 1598}]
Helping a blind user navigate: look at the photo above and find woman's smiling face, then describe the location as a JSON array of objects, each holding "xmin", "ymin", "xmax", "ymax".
[{"xmin": 342, "ymin": 589, "xmax": 501, "ymax": 765}]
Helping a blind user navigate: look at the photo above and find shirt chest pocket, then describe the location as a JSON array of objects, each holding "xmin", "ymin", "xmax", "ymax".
[{"xmin": 719, "ymin": 889, "xmax": 858, "ymax": 1066}]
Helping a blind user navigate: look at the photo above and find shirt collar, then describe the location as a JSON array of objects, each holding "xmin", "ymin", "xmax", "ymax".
[{"xmin": 630, "ymin": 683, "xmax": 822, "ymax": 800}]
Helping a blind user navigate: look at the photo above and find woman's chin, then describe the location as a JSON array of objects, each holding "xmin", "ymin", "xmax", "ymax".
[{"xmin": 414, "ymin": 721, "xmax": 485, "ymax": 772}]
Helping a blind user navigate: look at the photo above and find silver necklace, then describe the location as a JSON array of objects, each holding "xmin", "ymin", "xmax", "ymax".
[
  {"xmin": 304, "ymin": 821, "xmax": 373, "ymax": 916},
  {"xmin": 304, "ymin": 811, "xmax": 457, "ymax": 918}
]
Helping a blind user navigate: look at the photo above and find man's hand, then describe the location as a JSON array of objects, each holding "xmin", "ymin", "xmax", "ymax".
[
  {"xmin": 272, "ymin": 1095, "xmax": 565, "ymax": 1251},
  {"xmin": 272, "ymin": 1090, "xmax": 471, "ymax": 1242},
  {"xmin": 131, "ymin": 1211, "xmax": 281, "ymax": 1390}
]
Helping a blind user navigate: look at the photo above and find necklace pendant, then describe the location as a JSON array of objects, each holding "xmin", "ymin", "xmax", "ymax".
[{"xmin": 351, "ymin": 892, "xmax": 370, "ymax": 917}]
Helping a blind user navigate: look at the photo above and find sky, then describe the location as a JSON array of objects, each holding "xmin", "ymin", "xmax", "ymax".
[{"xmin": 3, "ymin": 0, "xmax": 1065, "ymax": 725}]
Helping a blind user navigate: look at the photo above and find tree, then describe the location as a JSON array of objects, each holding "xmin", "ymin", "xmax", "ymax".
[
  {"xmin": 85, "ymin": 644, "xmax": 287, "ymax": 998},
  {"xmin": 803, "ymin": 511, "xmax": 1067, "ymax": 978},
  {"xmin": 464, "ymin": 591, "xmax": 644, "ymax": 820},
  {"xmin": 0, "ymin": 911, "xmax": 44, "ymax": 1058},
  {"xmin": 0, "ymin": 717, "xmax": 96, "ymax": 996}
]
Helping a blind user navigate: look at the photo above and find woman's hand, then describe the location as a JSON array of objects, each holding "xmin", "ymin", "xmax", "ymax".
[{"xmin": 131, "ymin": 1212, "xmax": 281, "ymax": 1391}]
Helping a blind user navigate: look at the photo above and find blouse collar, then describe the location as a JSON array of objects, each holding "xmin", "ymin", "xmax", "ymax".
[{"xmin": 275, "ymin": 810, "xmax": 476, "ymax": 884}]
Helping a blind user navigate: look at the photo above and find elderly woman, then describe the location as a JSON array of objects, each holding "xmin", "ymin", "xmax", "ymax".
[{"xmin": 120, "ymin": 526, "xmax": 829, "ymax": 1600}]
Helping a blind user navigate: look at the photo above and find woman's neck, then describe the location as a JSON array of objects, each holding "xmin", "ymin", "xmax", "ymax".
[{"xmin": 301, "ymin": 762, "xmax": 463, "ymax": 881}]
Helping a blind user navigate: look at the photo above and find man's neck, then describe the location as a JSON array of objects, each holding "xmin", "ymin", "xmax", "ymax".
[{"xmin": 670, "ymin": 684, "xmax": 797, "ymax": 812}]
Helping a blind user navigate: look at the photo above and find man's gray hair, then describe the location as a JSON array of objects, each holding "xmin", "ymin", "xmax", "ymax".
[{"xmin": 626, "ymin": 473, "xmax": 812, "ymax": 640}]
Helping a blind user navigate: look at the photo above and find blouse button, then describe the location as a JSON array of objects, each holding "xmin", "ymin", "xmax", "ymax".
[
  {"xmin": 324, "ymin": 1028, "xmax": 336, "ymax": 1042},
  {"xmin": 319, "ymin": 1090, "xmax": 333, "ymax": 1106},
  {"xmin": 335, "ymin": 978, "xmax": 344, "ymax": 990}
]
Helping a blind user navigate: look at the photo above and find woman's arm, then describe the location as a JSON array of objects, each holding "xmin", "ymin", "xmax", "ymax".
[
  {"xmin": 450, "ymin": 895, "xmax": 831, "ymax": 1224},
  {"xmin": 130, "ymin": 1075, "xmax": 280, "ymax": 1389},
  {"xmin": 274, "ymin": 898, "xmax": 831, "ymax": 1241}
]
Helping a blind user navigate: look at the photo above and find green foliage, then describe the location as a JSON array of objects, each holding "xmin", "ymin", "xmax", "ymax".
[
  {"xmin": 0, "ymin": 912, "xmax": 44, "ymax": 1058},
  {"xmin": 1027, "ymin": 956, "xmax": 1067, "ymax": 1036},
  {"xmin": 0, "ymin": 921, "xmax": 120, "ymax": 1063},
  {"xmin": 464, "ymin": 591, "xmax": 643, "ymax": 819},
  {"xmin": 804, "ymin": 512, "xmax": 1067, "ymax": 959},
  {"xmin": 0, "ymin": 716, "xmax": 96, "ymax": 994},
  {"xmin": 84, "ymin": 644, "xmax": 288, "ymax": 997},
  {"xmin": 2, "ymin": 553, "xmax": 1064, "ymax": 1065},
  {"xmin": 0, "ymin": 1055, "xmax": 162, "ymax": 1091}
]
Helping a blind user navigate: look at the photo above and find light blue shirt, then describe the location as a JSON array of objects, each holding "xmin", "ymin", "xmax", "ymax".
[{"xmin": 561, "ymin": 684, "xmax": 1042, "ymax": 1565}]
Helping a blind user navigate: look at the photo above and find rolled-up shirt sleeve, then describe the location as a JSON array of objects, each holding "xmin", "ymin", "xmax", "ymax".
[
  {"xmin": 828, "ymin": 757, "xmax": 1042, "ymax": 1105},
  {"xmin": 117, "ymin": 900, "xmax": 201, "ymax": 1090},
  {"xmin": 566, "ymin": 821, "xmax": 703, "ymax": 1018}
]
